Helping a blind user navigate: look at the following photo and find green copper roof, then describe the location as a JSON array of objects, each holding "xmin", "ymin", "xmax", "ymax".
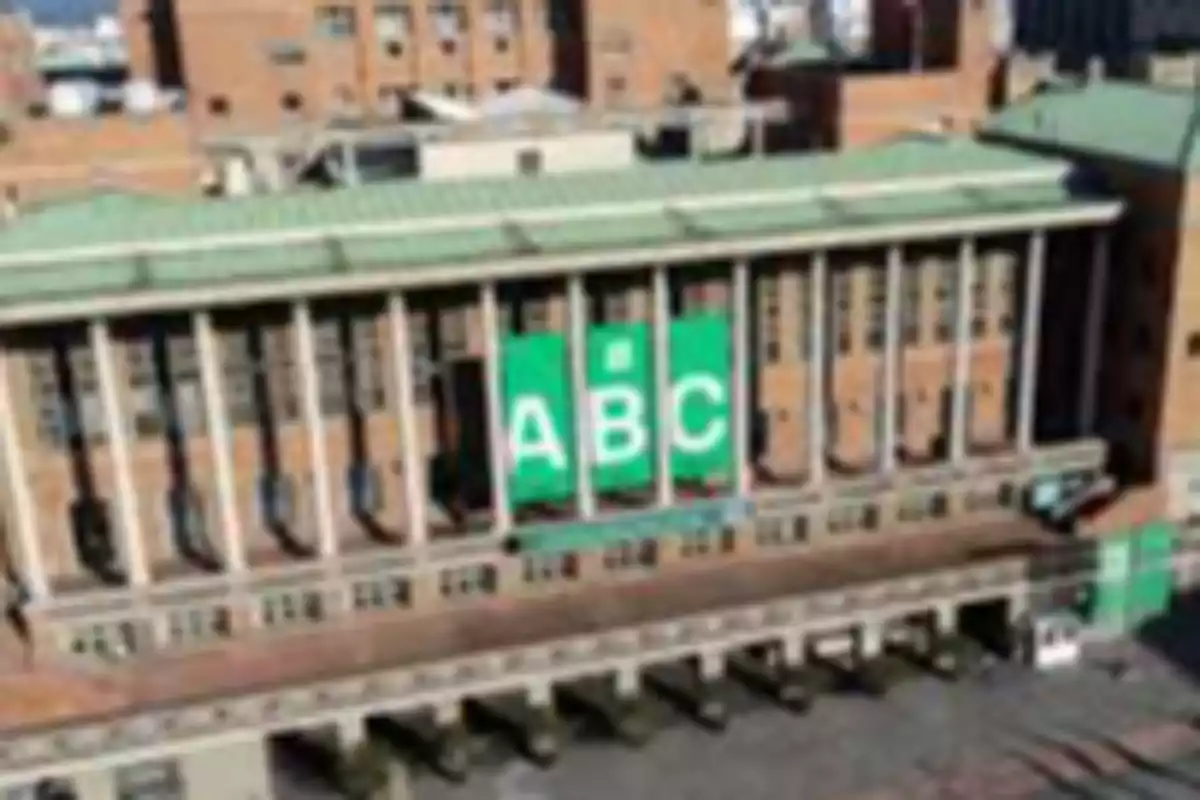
[
  {"xmin": 0, "ymin": 136, "xmax": 1070, "ymax": 260},
  {"xmin": 983, "ymin": 79, "xmax": 1200, "ymax": 173},
  {"xmin": 0, "ymin": 135, "xmax": 1113, "ymax": 312}
]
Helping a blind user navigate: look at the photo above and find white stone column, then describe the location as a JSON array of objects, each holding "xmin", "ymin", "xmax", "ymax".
[
  {"xmin": 0, "ymin": 349, "xmax": 47, "ymax": 600},
  {"xmin": 387, "ymin": 294, "xmax": 429, "ymax": 547},
  {"xmin": 341, "ymin": 141, "xmax": 361, "ymax": 186},
  {"xmin": 653, "ymin": 266, "xmax": 673, "ymax": 506},
  {"xmin": 90, "ymin": 319, "xmax": 148, "ymax": 587},
  {"xmin": 808, "ymin": 252, "xmax": 827, "ymax": 484},
  {"xmin": 193, "ymin": 311, "xmax": 245, "ymax": 573},
  {"xmin": 568, "ymin": 275, "xmax": 596, "ymax": 518},
  {"xmin": 880, "ymin": 245, "xmax": 903, "ymax": 473},
  {"xmin": 732, "ymin": 259, "xmax": 752, "ymax": 495},
  {"xmin": 1016, "ymin": 230, "xmax": 1047, "ymax": 453},
  {"xmin": 949, "ymin": 239, "xmax": 977, "ymax": 464},
  {"xmin": 481, "ymin": 282, "xmax": 512, "ymax": 532},
  {"xmin": 292, "ymin": 301, "xmax": 337, "ymax": 558},
  {"xmin": 1079, "ymin": 228, "xmax": 1110, "ymax": 435}
]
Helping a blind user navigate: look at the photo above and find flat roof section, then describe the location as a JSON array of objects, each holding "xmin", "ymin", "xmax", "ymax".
[
  {"xmin": 0, "ymin": 136, "xmax": 1119, "ymax": 318},
  {"xmin": 983, "ymin": 79, "xmax": 1200, "ymax": 174},
  {"xmin": 0, "ymin": 519, "xmax": 1063, "ymax": 735}
]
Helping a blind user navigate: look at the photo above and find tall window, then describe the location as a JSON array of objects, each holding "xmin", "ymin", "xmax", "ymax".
[
  {"xmin": 990, "ymin": 251, "xmax": 1017, "ymax": 334},
  {"xmin": 409, "ymin": 310, "xmax": 433, "ymax": 403},
  {"xmin": 757, "ymin": 271, "xmax": 781, "ymax": 364},
  {"xmin": 314, "ymin": 310, "xmax": 387, "ymax": 417},
  {"xmin": 865, "ymin": 264, "xmax": 887, "ymax": 351},
  {"xmin": 971, "ymin": 257, "xmax": 989, "ymax": 337},
  {"xmin": 795, "ymin": 270, "xmax": 811, "ymax": 361},
  {"xmin": 125, "ymin": 323, "xmax": 203, "ymax": 438},
  {"xmin": 438, "ymin": 306, "xmax": 469, "ymax": 359},
  {"xmin": 220, "ymin": 320, "xmax": 298, "ymax": 426},
  {"xmin": 832, "ymin": 269, "xmax": 853, "ymax": 354},
  {"xmin": 902, "ymin": 264, "xmax": 922, "ymax": 344},
  {"xmin": 934, "ymin": 258, "xmax": 957, "ymax": 343},
  {"xmin": 28, "ymin": 334, "xmax": 105, "ymax": 447}
]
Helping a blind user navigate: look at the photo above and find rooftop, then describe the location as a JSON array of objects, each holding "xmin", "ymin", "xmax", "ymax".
[
  {"xmin": 0, "ymin": 136, "xmax": 1114, "ymax": 312},
  {"xmin": 982, "ymin": 79, "xmax": 1200, "ymax": 173}
]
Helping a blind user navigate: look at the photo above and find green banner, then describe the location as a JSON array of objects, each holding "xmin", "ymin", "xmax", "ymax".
[
  {"xmin": 501, "ymin": 315, "xmax": 734, "ymax": 507},
  {"xmin": 502, "ymin": 332, "xmax": 576, "ymax": 505},
  {"xmin": 587, "ymin": 322, "xmax": 655, "ymax": 492},
  {"xmin": 669, "ymin": 314, "xmax": 733, "ymax": 481}
]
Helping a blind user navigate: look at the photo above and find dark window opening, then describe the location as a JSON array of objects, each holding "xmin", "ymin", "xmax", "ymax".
[
  {"xmin": 71, "ymin": 498, "xmax": 119, "ymax": 581},
  {"xmin": 347, "ymin": 464, "xmax": 382, "ymax": 517},
  {"xmin": 1188, "ymin": 331, "xmax": 1200, "ymax": 357},
  {"xmin": 516, "ymin": 148, "xmax": 542, "ymax": 176},
  {"xmin": 258, "ymin": 474, "xmax": 296, "ymax": 529}
]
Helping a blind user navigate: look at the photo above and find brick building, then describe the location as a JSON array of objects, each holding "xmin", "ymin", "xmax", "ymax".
[
  {"xmin": 120, "ymin": 0, "xmax": 736, "ymax": 131},
  {"xmin": 744, "ymin": 0, "xmax": 997, "ymax": 149},
  {"xmin": 0, "ymin": 124, "xmax": 1121, "ymax": 797}
]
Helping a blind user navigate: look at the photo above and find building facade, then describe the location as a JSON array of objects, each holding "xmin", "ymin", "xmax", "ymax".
[
  {"xmin": 0, "ymin": 131, "xmax": 1121, "ymax": 797},
  {"xmin": 120, "ymin": 0, "xmax": 736, "ymax": 130},
  {"xmin": 983, "ymin": 79, "xmax": 1200, "ymax": 530},
  {"xmin": 745, "ymin": 0, "xmax": 997, "ymax": 149}
]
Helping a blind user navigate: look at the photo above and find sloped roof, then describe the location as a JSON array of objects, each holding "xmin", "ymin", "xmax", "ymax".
[{"xmin": 983, "ymin": 79, "xmax": 1200, "ymax": 173}]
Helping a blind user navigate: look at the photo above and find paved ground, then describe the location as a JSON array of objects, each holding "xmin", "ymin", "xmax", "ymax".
[
  {"xmin": 270, "ymin": 634, "xmax": 1200, "ymax": 800},
  {"xmin": 268, "ymin": 588, "xmax": 1200, "ymax": 800}
]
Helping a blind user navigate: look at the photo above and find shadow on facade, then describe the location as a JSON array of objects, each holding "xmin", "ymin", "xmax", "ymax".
[
  {"xmin": 1134, "ymin": 588, "xmax": 1200, "ymax": 685},
  {"xmin": 247, "ymin": 325, "xmax": 313, "ymax": 560}
]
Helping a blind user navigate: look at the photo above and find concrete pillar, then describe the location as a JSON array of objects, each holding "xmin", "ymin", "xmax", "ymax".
[
  {"xmin": 481, "ymin": 282, "xmax": 512, "ymax": 532},
  {"xmin": 732, "ymin": 259, "xmax": 752, "ymax": 495},
  {"xmin": 858, "ymin": 621, "xmax": 885, "ymax": 660},
  {"xmin": 387, "ymin": 294, "xmax": 428, "ymax": 546},
  {"xmin": 949, "ymin": 238, "xmax": 977, "ymax": 464},
  {"xmin": 0, "ymin": 348, "xmax": 47, "ymax": 600},
  {"xmin": 615, "ymin": 664, "xmax": 641, "ymax": 698},
  {"xmin": 808, "ymin": 252, "xmax": 828, "ymax": 483},
  {"xmin": 70, "ymin": 768, "xmax": 117, "ymax": 800},
  {"xmin": 249, "ymin": 145, "xmax": 283, "ymax": 192},
  {"xmin": 653, "ymin": 265, "xmax": 673, "ymax": 506},
  {"xmin": 527, "ymin": 681, "xmax": 554, "ymax": 709},
  {"xmin": 193, "ymin": 311, "xmax": 245, "ymax": 573},
  {"xmin": 220, "ymin": 155, "xmax": 252, "ymax": 197},
  {"xmin": 1016, "ymin": 230, "xmax": 1046, "ymax": 453},
  {"xmin": 880, "ymin": 245, "xmax": 903, "ymax": 473},
  {"xmin": 568, "ymin": 274, "xmax": 596, "ymax": 518},
  {"xmin": 341, "ymin": 141, "xmax": 361, "ymax": 186},
  {"xmin": 932, "ymin": 602, "xmax": 957, "ymax": 635},
  {"xmin": 1079, "ymin": 228, "xmax": 1110, "ymax": 435},
  {"xmin": 90, "ymin": 319, "xmax": 149, "ymax": 587},
  {"xmin": 180, "ymin": 737, "xmax": 272, "ymax": 800},
  {"xmin": 779, "ymin": 633, "xmax": 805, "ymax": 667},
  {"xmin": 432, "ymin": 701, "xmax": 462, "ymax": 728},
  {"xmin": 1008, "ymin": 591, "xmax": 1030, "ymax": 624},
  {"xmin": 292, "ymin": 301, "xmax": 337, "ymax": 558},
  {"xmin": 698, "ymin": 649, "xmax": 726, "ymax": 682}
]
